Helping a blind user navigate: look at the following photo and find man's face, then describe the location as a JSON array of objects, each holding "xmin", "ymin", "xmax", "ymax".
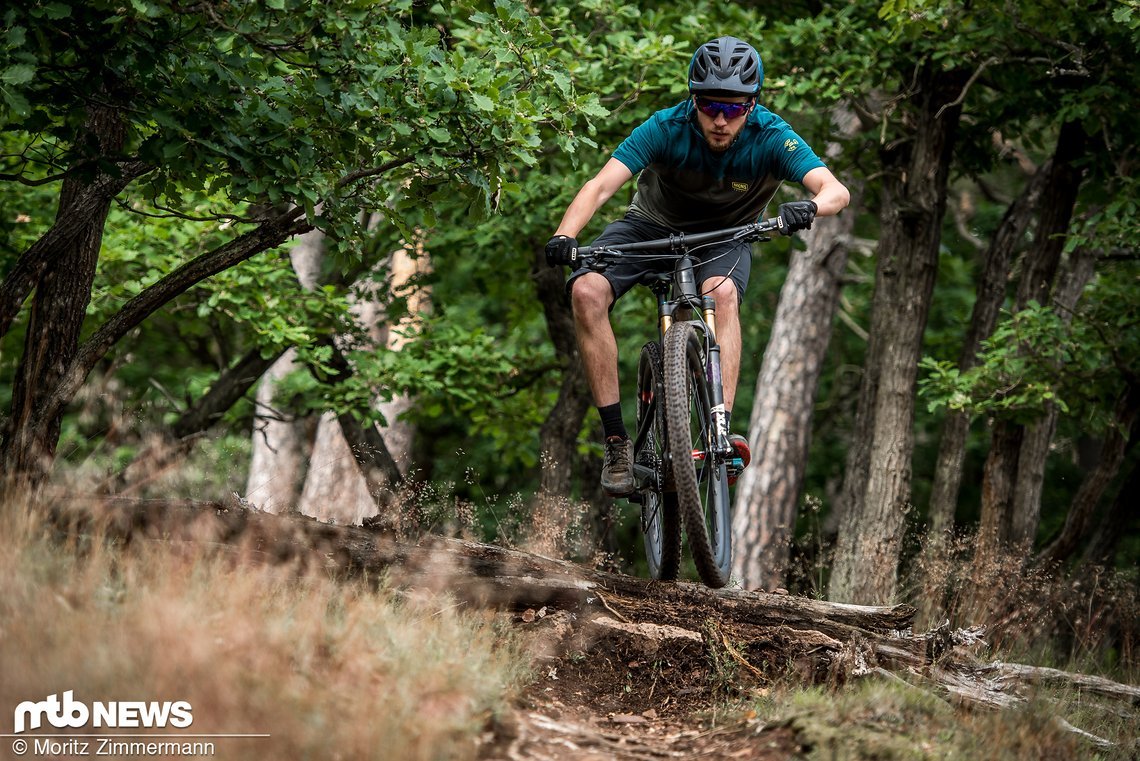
[{"xmin": 692, "ymin": 95, "xmax": 754, "ymax": 152}]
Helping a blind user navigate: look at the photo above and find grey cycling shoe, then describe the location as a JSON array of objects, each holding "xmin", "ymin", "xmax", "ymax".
[{"xmin": 601, "ymin": 435, "xmax": 635, "ymax": 496}]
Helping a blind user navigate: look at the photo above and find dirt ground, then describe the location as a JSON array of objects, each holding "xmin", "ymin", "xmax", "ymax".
[{"xmin": 478, "ymin": 606, "xmax": 806, "ymax": 761}]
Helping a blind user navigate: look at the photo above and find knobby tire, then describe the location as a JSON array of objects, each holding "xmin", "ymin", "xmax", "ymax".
[{"xmin": 662, "ymin": 322, "xmax": 731, "ymax": 588}]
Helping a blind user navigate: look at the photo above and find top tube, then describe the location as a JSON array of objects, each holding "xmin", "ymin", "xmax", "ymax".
[{"xmin": 574, "ymin": 216, "xmax": 783, "ymax": 260}]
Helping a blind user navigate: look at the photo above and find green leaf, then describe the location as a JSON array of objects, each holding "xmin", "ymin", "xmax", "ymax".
[
  {"xmin": 1, "ymin": 64, "xmax": 34, "ymax": 85},
  {"xmin": 471, "ymin": 92, "xmax": 494, "ymax": 111},
  {"xmin": 41, "ymin": 3, "xmax": 71, "ymax": 20}
]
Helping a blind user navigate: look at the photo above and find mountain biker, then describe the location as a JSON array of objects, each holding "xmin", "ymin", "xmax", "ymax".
[{"xmin": 546, "ymin": 36, "xmax": 850, "ymax": 496}]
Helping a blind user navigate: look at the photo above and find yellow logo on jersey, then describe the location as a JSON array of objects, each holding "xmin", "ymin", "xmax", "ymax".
[
  {"xmin": 784, "ymin": 138, "xmax": 800, "ymax": 152},
  {"xmin": 731, "ymin": 181, "xmax": 749, "ymax": 193}
]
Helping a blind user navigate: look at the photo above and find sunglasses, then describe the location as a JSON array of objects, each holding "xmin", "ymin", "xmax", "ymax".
[{"xmin": 694, "ymin": 97, "xmax": 753, "ymax": 120}]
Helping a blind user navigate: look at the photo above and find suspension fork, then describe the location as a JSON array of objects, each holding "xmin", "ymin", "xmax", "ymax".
[
  {"xmin": 661, "ymin": 272, "xmax": 731, "ymax": 459},
  {"xmin": 700, "ymin": 295, "xmax": 731, "ymax": 456}
]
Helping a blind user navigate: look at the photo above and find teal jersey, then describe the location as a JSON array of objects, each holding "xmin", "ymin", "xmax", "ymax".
[{"xmin": 611, "ymin": 100, "xmax": 826, "ymax": 231}]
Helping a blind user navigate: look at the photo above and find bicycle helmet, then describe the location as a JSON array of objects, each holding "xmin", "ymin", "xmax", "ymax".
[{"xmin": 688, "ymin": 36, "xmax": 763, "ymax": 97}]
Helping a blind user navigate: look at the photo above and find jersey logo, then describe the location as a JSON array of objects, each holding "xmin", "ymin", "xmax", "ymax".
[
  {"xmin": 731, "ymin": 181, "xmax": 749, "ymax": 193},
  {"xmin": 784, "ymin": 138, "xmax": 800, "ymax": 152}
]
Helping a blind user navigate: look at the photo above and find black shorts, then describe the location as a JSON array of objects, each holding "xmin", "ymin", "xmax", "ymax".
[{"xmin": 565, "ymin": 214, "xmax": 752, "ymax": 306}]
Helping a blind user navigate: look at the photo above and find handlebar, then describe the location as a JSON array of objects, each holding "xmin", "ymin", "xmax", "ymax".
[{"xmin": 572, "ymin": 216, "xmax": 784, "ymax": 262}]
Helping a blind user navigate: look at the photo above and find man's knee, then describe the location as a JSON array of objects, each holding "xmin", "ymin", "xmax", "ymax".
[
  {"xmin": 702, "ymin": 278, "xmax": 739, "ymax": 312},
  {"xmin": 571, "ymin": 274, "xmax": 613, "ymax": 319}
]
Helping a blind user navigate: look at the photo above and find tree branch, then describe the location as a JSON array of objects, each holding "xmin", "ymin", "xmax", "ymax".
[{"xmin": 32, "ymin": 206, "xmax": 311, "ymax": 435}]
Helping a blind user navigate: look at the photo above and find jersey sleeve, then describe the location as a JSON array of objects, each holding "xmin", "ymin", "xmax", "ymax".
[
  {"xmin": 611, "ymin": 113, "xmax": 668, "ymax": 175},
  {"xmin": 771, "ymin": 126, "xmax": 827, "ymax": 183}
]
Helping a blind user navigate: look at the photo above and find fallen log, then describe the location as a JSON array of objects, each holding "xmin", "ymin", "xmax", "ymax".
[{"xmin": 44, "ymin": 493, "xmax": 1139, "ymax": 747}]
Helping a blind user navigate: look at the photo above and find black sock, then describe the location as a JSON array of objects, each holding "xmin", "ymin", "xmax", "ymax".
[
  {"xmin": 725, "ymin": 409, "xmax": 733, "ymax": 433},
  {"xmin": 598, "ymin": 403, "xmax": 627, "ymax": 440}
]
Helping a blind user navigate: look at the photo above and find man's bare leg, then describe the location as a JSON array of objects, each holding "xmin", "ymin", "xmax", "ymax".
[
  {"xmin": 702, "ymin": 277, "xmax": 741, "ymax": 413},
  {"xmin": 571, "ymin": 272, "xmax": 634, "ymax": 494},
  {"xmin": 570, "ymin": 273, "xmax": 621, "ymax": 407}
]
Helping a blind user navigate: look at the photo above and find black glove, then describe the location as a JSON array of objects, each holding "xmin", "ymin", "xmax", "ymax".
[
  {"xmin": 545, "ymin": 235, "xmax": 577, "ymax": 267},
  {"xmin": 777, "ymin": 200, "xmax": 818, "ymax": 235}
]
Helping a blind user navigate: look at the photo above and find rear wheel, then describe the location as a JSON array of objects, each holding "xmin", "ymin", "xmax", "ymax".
[
  {"xmin": 662, "ymin": 322, "xmax": 732, "ymax": 588},
  {"xmin": 635, "ymin": 341, "xmax": 680, "ymax": 580}
]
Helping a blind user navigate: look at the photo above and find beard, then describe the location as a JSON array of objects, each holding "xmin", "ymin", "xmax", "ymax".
[{"xmin": 701, "ymin": 126, "xmax": 737, "ymax": 152}]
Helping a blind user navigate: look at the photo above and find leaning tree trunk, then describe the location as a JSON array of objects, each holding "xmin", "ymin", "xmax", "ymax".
[
  {"xmin": 731, "ymin": 116, "xmax": 863, "ymax": 590},
  {"xmin": 976, "ymin": 120, "xmax": 1086, "ymax": 560},
  {"xmin": 1, "ymin": 102, "xmax": 126, "ymax": 491},
  {"xmin": 926, "ymin": 157, "xmax": 1050, "ymax": 539},
  {"xmin": 828, "ymin": 67, "xmax": 964, "ymax": 605}
]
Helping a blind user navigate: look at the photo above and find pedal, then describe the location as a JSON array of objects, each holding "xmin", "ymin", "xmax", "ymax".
[{"xmin": 726, "ymin": 436, "xmax": 751, "ymax": 486}]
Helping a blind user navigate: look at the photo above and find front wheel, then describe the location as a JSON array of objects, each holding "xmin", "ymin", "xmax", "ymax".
[{"xmin": 662, "ymin": 322, "xmax": 732, "ymax": 588}]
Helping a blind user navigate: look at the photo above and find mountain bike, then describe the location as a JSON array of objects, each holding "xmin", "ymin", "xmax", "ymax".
[{"xmin": 573, "ymin": 216, "xmax": 783, "ymax": 588}]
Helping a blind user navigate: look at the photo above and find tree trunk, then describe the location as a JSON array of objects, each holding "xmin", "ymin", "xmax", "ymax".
[
  {"xmin": 298, "ymin": 412, "xmax": 378, "ymax": 524},
  {"xmin": 731, "ymin": 106, "xmax": 862, "ymax": 592},
  {"xmin": 978, "ymin": 421, "xmax": 1023, "ymax": 551},
  {"xmin": 530, "ymin": 243, "xmax": 608, "ymax": 558},
  {"xmin": 1, "ymin": 103, "xmax": 126, "ymax": 490},
  {"xmin": 298, "ymin": 242, "xmax": 430, "ymax": 525},
  {"xmin": 5, "ymin": 202, "xmax": 310, "ymax": 496},
  {"xmin": 244, "ymin": 349, "xmax": 310, "ymax": 513},
  {"xmin": 976, "ymin": 120, "xmax": 1086, "ymax": 559},
  {"xmin": 1040, "ymin": 381, "xmax": 1140, "ymax": 566},
  {"xmin": 1081, "ymin": 432, "xmax": 1140, "ymax": 567},
  {"xmin": 730, "ymin": 222, "xmax": 851, "ymax": 591},
  {"xmin": 829, "ymin": 67, "xmax": 964, "ymax": 604},
  {"xmin": 244, "ymin": 230, "xmax": 325, "ymax": 512},
  {"xmin": 533, "ymin": 250, "xmax": 592, "ymax": 501},
  {"xmin": 1009, "ymin": 248, "xmax": 1096, "ymax": 546},
  {"xmin": 0, "ymin": 161, "xmax": 150, "ymax": 339},
  {"xmin": 926, "ymin": 158, "xmax": 1051, "ymax": 539}
]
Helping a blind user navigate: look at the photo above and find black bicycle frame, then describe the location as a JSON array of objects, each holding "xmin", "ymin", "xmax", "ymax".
[{"xmin": 582, "ymin": 217, "xmax": 782, "ymax": 490}]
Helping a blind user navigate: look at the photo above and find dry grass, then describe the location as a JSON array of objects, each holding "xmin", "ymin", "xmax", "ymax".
[
  {"xmin": 760, "ymin": 679, "xmax": 1105, "ymax": 761},
  {"xmin": 0, "ymin": 502, "xmax": 528, "ymax": 760},
  {"xmin": 906, "ymin": 531, "xmax": 1139, "ymax": 676}
]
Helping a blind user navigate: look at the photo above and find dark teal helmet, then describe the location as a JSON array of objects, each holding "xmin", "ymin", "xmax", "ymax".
[{"xmin": 688, "ymin": 36, "xmax": 763, "ymax": 97}]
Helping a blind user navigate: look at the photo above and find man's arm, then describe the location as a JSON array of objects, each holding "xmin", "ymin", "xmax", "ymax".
[
  {"xmin": 554, "ymin": 158, "xmax": 635, "ymax": 238},
  {"xmin": 801, "ymin": 166, "xmax": 851, "ymax": 217}
]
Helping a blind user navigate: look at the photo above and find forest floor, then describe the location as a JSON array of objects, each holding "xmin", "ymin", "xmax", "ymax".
[
  {"xmin": 22, "ymin": 496, "xmax": 1134, "ymax": 761},
  {"xmin": 481, "ymin": 604, "xmax": 805, "ymax": 760},
  {"xmin": 477, "ymin": 595, "xmax": 1135, "ymax": 761}
]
